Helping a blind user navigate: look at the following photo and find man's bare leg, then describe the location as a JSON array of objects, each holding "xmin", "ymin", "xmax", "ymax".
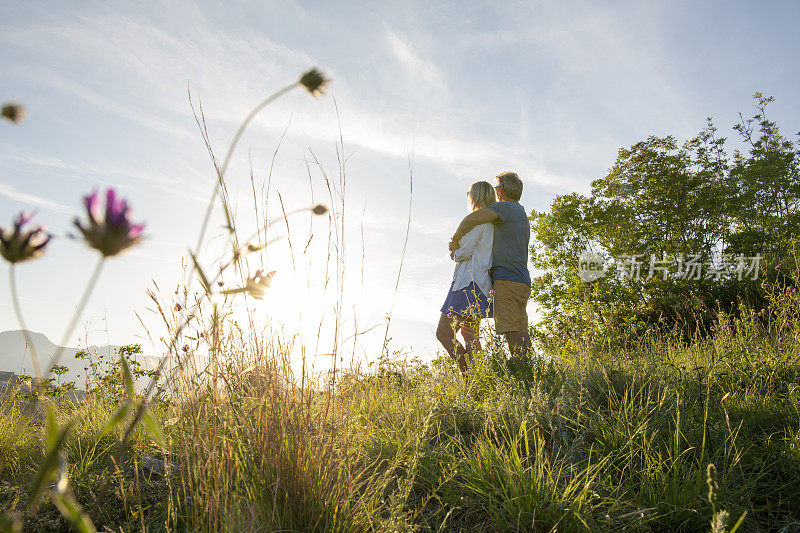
[{"xmin": 436, "ymin": 313, "xmax": 469, "ymax": 375}]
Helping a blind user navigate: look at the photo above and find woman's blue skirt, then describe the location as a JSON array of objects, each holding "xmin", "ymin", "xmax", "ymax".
[{"xmin": 440, "ymin": 281, "xmax": 493, "ymax": 318}]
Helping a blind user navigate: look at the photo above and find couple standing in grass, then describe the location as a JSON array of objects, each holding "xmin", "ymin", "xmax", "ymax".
[{"xmin": 436, "ymin": 171, "xmax": 532, "ymax": 376}]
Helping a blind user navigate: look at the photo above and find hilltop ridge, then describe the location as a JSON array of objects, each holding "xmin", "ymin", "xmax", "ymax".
[{"xmin": 0, "ymin": 329, "xmax": 128, "ymax": 384}]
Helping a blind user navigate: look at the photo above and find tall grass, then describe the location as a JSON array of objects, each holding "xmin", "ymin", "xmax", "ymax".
[{"xmin": 3, "ymin": 279, "xmax": 800, "ymax": 530}]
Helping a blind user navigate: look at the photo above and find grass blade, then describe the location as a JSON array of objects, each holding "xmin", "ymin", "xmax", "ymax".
[
  {"xmin": 0, "ymin": 513, "xmax": 21, "ymax": 533},
  {"xmin": 188, "ymin": 251, "xmax": 211, "ymax": 295},
  {"xmin": 728, "ymin": 511, "xmax": 748, "ymax": 533},
  {"xmin": 120, "ymin": 354, "xmax": 134, "ymax": 399},
  {"xmin": 51, "ymin": 492, "xmax": 97, "ymax": 533},
  {"xmin": 98, "ymin": 401, "xmax": 130, "ymax": 440},
  {"xmin": 28, "ymin": 420, "xmax": 73, "ymax": 508},
  {"xmin": 141, "ymin": 406, "xmax": 166, "ymax": 447}
]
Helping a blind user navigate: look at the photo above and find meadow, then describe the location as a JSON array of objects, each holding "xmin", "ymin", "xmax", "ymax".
[{"xmin": 2, "ymin": 281, "xmax": 800, "ymax": 532}]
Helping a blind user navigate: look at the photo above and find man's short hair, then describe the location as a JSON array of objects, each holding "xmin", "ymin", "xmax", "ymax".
[{"xmin": 495, "ymin": 171, "xmax": 523, "ymax": 201}]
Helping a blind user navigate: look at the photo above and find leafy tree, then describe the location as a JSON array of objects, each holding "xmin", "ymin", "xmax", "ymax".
[
  {"xmin": 75, "ymin": 343, "xmax": 158, "ymax": 400},
  {"xmin": 530, "ymin": 94, "xmax": 800, "ymax": 350},
  {"xmin": 727, "ymin": 93, "xmax": 800, "ymax": 262},
  {"xmin": 13, "ymin": 366, "xmax": 77, "ymax": 400}
]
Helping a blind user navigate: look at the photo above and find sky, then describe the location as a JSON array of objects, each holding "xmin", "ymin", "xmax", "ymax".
[{"xmin": 2, "ymin": 0, "xmax": 799, "ymax": 368}]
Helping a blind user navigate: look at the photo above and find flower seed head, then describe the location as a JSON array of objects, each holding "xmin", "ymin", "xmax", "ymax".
[
  {"xmin": 311, "ymin": 204, "xmax": 328, "ymax": 216},
  {"xmin": 0, "ymin": 211, "xmax": 51, "ymax": 263},
  {"xmin": 220, "ymin": 270, "xmax": 275, "ymax": 299},
  {"xmin": 299, "ymin": 68, "xmax": 329, "ymax": 98},
  {"xmin": 1, "ymin": 102, "xmax": 26, "ymax": 124},
  {"xmin": 74, "ymin": 188, "xmax": 144, "ymax": 257},
  {"xmin": 244, "ymin": 269, "xmax": 276, "ymax": 300}
]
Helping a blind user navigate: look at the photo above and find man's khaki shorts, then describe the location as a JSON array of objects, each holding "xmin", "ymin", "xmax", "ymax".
[{"xmin": 492, "ymin": 279, "xmax": 531, "ymax": 334}]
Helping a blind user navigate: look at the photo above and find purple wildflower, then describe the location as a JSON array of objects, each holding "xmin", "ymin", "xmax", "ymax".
[
  {"xmin": 182, "ymin": 344, "xmax": 189, "ymax": 353},
  {"xmin": 776, "ymin": 265, "xmax": 781, "ymax": 270},
  {"xmin": 74, "ymin": 189, "xmax": 144, "ymax": 257},
  {"xmin": 0, "ymin": 212, "xmax": 51, "ymax": 263}
]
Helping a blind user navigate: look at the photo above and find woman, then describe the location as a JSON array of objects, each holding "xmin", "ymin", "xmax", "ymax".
[{"xmin": 436, "ymin": 181, "xmax": 496, "ymax": 376}]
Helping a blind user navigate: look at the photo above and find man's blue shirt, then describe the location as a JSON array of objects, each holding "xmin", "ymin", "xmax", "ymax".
[{"xmin": 487, "ymin": 201, "xmax": 531, "ymax": 286}]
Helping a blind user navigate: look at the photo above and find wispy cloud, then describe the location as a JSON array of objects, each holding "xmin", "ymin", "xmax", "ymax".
[
  {"xmin": 0, "ymin": 143, "xmax": 77, "ymax": 172},
  {"xmin": 385, "ymin": 29, "xmax": 447, "ymax": 93},
  {"xmin": 0, "ymin": 182, "xmax": 72, "ymax": 214},
  {"xmin": 1, "ymin": 9, "xmax": 578, "ymax": 192}
]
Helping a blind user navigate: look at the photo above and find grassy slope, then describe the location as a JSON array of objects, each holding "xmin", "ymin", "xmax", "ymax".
[{"xmin": 2, "ymin": 300, "xmax": 800, "ymax": 532}]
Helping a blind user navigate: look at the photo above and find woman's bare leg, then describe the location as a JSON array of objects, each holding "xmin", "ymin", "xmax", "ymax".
[
  {"xmin": 460, "ymin": 318, "xmax": 481, "ymax": 366},
  {"xmin": 436, "ymin": 313, "xmax": 469, "ymax": 375}
]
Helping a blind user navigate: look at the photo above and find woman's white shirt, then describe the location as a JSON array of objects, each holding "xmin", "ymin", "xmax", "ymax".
[{"xmin": 451, "ymin": 222, "xmax": 494, "ymax": 298}]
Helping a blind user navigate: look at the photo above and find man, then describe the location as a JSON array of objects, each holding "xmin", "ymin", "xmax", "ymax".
[{"xmin": 449, "ymin": 171, "xmax": 532, "ymax": 361}]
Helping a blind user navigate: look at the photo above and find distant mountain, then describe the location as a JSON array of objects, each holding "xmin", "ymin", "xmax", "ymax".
[{"xmin": 0, "ymin": 329, "xmax": 130, "ymax": 385}]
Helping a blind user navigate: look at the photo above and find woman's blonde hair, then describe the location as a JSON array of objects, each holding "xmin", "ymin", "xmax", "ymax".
[{"xmin": 468, "ymin": 181, "xmax": 497, "ymax": 211}]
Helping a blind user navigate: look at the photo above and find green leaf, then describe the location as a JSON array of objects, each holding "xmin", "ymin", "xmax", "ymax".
[
  {"xmin": 120, "ymin": 353, "xmax": 134, "ymax": 399},
  {"xmin": 51, "ymin": 492, "xmax": 96, "ymax": 533},
  {"xmin": 45, "ymin": 405, "xmax": 58, "ymax": 449},
  {"xmin": 220, "ymin": 287, "xmax": 247, "ymax": 297},
  {"xmin": 221, "ymin": 198, "xmax": 235, "ymax": 236},
  {"xmin": 189, "ymin": 251, "xmax": 212, "ymax": 295},
  {"xmin": 98, "ymin": 401, "xmax": 130, "ymax": 440},
  {"xmin": 28, "ymin": 419, "xmax": 73, "ymax": 508},
  {"xmin": 728, "ymin": 510, "xmax": 748, "ymax": 533},
  {"xmin": 141, "ymin": 406, "xmax": 166, "ymax": 447},
  {"xmin": 0, "ymin": 512, "xmax": 21, "ymax": 533}
]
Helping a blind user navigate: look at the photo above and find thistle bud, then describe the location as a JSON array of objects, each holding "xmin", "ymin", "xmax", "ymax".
[
  {"xmin": 1, "ymin": 102, "xmax": 26, "ymax": 124},
  {"xmin": 0, "ymin": 212, "xmax": 51, "ymax": 263},
  {"xmin": 311, "ymin": 204, "xmax": 329, "ymax": 216},
  {"xmin": 299, "ymin": 68, "xmax": 329, "ymax": 98}
]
